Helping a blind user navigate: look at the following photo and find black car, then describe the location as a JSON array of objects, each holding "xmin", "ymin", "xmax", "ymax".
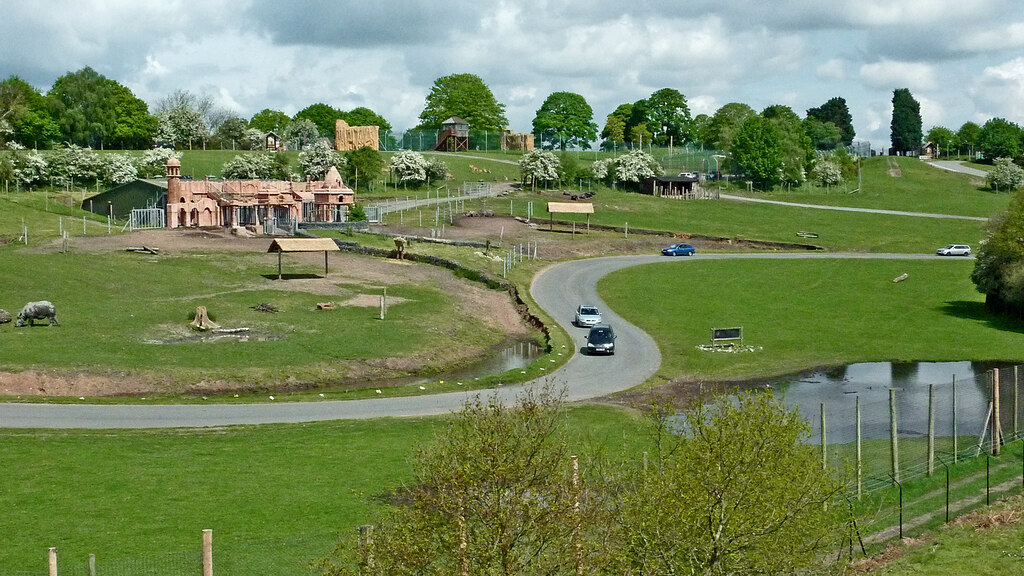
[{"xmin": 586, "ymin": 324, "xmax": 616, "ymax": 355}]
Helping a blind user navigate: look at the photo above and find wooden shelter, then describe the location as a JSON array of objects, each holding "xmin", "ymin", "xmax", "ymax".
[
  {"xmin": 267, "ymin": 237, "xmax": 340, "ymax": 279},
  {"xmin": 546, "ymin": 202, "xmax": 594, "ymax": 233}
]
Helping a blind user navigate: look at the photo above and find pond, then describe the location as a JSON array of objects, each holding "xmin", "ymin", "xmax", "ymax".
[{"xmin": 765, "ymin": 361, "xmax": 1022, "ymax": 445}]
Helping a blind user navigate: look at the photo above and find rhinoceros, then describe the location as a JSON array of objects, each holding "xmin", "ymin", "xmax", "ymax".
[{"xmin": 15, "ymin": 300, "xmax": 59, "ymax": 327}]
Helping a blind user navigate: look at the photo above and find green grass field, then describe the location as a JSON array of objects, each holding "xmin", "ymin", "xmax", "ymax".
[
  {"xmin": 736, "ymin": 156, "xmax": 1005, "ymax": 217},
  {"xmin": 0, "ymin": 247, "xmax": 526, "ymax": 396},
  {"xmin": 0, "ymin": 405, "xmax": 649, "ymax": 575},
  {"xmin": 599, "ymin": 258, "xmax": 1024, "ymax": 382}
]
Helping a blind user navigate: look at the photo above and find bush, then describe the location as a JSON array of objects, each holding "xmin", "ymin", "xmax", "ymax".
[
  {"xmin": 987, "ymin": 157, "xmax": 1024, "ymax": 192},
  {"xmin": 299, "ymin": 140, "xmax": 346, "ymax": 180},
  {"xmin": 390, "ymin": 150, "xmax": 428, "ymax": 184},
  {"xmin": 222, "ymin": 153, "xmax": 288, "ymax": 180}
]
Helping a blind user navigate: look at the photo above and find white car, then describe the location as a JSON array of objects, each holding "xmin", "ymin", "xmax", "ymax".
[
  {"xmin": 574, "ymin": 305, "xmax": 602, "ymax": 327},
  {"xmin": 936, "ymin": 244, "xmax": 971, "ymax": 256}
]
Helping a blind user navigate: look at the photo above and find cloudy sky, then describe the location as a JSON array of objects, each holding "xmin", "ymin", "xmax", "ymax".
[{"xmin": 3, "ymin": 0, "xmax": 1023, "ymax": 150}]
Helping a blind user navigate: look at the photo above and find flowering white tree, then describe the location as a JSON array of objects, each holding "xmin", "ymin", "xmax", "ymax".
[
  {"xmin": 299, "ymin": 139, "xmax": 346, "ymax": 179},
  {"xmin": 614, "ymin": 149, "xmax": 660, "ymax": 185},
  {"xmin": 102, "ymin": 153, "xmax": 138, "ymax": 184},
  {"xmin": 519, "ymin": 150, "xmax": 560, "ymax": 190},
  {"xmin": 591, "ymin": 158, "xmax": 614, "ymax": 181},
  {"xmin": 136, "ymin": 147, "xmax": 181, "ymax": 178},
  {"xmin": 242, "ymin": 128, "xmax": 265, "ymax": 150},
  {"xmin": 48, "ymin": 144, "xmax": 104, "ymax": 186},
  {"xmin": 425, "ymin": 158, "xmax": 449, "ymax": 184},
  {"xmin": 13, "ymin": 150, "xmax": 48, "ymax": 186},
  {"xmin": 390, "ymin": 150, "xmax": 429, "ymax": 184},
  {"xmin": 284, "ymin": 119, "xmax": 320, "ymax": 150},
  {"xmin": 157, "ymin": 106, "xmax": 209, "ymax": 149},
  {"xmin": 809, "ymin": 160, "xmax": 842, "ymax": 186},
  {"xmin": 222, "ymin": 153, "xmax": 278, "ymax": 179},
  {"xmin": 987, "ymin": 157, "xmax": 1024, "ymax": 192}
]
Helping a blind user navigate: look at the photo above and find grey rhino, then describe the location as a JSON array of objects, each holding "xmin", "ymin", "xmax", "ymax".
[{"xmin": 16, "ymin": 301, "xmax": 59, "ymax": 327}]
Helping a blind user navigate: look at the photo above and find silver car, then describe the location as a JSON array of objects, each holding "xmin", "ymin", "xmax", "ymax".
[
  {"xmin": 936, "ymin": 244, "xmax": 971, "ymax": 256},
  {"xmin": 574, "ymin": 305, "xmax": 602, "ymax": 327}
]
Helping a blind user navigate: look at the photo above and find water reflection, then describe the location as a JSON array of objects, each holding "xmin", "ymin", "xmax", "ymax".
[{"xmin": 768, "ymin": 361, "xmax": 1016, "ymax": 444}]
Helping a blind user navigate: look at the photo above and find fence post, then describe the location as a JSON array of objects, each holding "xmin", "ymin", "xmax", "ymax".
[
  {"xmin": 953, "ymin": 375, "xmax": 958, "ymax": 463},
  {"xmin": 202, "ymin": 529, "xmax": 213, "ymax": 576},
  {"xmin": 572, "ymin": 455, "xmax": 584, "ymax": 576},
  {"xmin": 993, "ymin": 369, "xmax": 1002, "ymax": 456},
  {"xmin": 890, "ymin": 389, "xmax": 900, "ymax": 484},
  {"xmin": 856, "ymin": 395, "xmax": 862, "ymax": 498},
  {"xmin": 359, "ymin": 525, "xmax": 374, "ymax": 571},
  {"xmin": 49, "ymin": 547, "xmax": 57, "ymax": 576},
  {"xmin": 1015, "ymin": 365, "xmax": 1019, "ymax": 438},
  {"xmin": 89, "ymin": 554, "xmax": 96, "ymax": 576},
  {"xmin": 928, "ymin": 384, "xmax": 935, "ymax": 476},
  {"xmin": 821, "ymin": 403, "xmax": 827, "ymax": 471}
]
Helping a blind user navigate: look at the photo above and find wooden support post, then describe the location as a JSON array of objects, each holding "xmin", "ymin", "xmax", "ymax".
[
  {"xmin": 928, "ymin": 384, "xmax": 935, "ymax": 476},
  {"xmin": 572, "ymin": 456, "xmax": 584, "ymax": 576},
  {"xmin": 88, "ymin": 554, "xmax": 96, "ymax": 576},
  {"xmin": 953, "ymin": 375, "xmax": 959, "ymax": 462},
  {"xmin": 359, "ymin": 525, "xmax": 374, "ymax": 571},
  {"xmin": 856, "ymin": 395, "xmax": 862, "ymax": 498},
  {"xmin": 993, "ymin": 369, "xmax": 1003, "ymax": 455},
  {"xmin": 821, "ymin": 403, "xmax": 827, "ymax": 470},
  {"xmin": 277, "ymin": 250, "xmax": 282, "ymax": 280},
  {"xmin": 890, "ymin": 389, "xmax": 900, "ymax": 484},
  {"xmin": 1007, "ymin": 362, "xmax": 1015, "ymax": 434},
  {"xmin": 202, "ymin": 529, "xmax": 213, "ymax": 576},
  {"xmin": 48, "ymin": 547, "xmax": 57, "ymax": 576},
  {"xmin": 324, "ymin": 250, "xmax": 329, "ymax": 277}
]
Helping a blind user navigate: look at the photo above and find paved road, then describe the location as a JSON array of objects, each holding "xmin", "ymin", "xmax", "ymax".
[
  {"xmin": 929, "ymin": 160, "xmax": 988, "ymax": 178},
  {"xmin": 720, "ymin": 194, "xmax": 988, "ymax": 221},
  {"xmin": 0, "ymin": 253, "xmax": 962, "ymax": 429}
]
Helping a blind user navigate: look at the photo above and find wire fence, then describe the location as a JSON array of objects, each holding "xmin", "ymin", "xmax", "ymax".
[{"xmin": 793, "ymin": 364, "xmax": 1024, "ymax": 494}]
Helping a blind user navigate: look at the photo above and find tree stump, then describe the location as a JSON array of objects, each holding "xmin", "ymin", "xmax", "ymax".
[{"xmin": 190, "ymin": 306, "xmax": 220, "ymax": 331}]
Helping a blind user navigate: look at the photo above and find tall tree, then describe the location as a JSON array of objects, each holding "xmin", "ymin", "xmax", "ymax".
[
  {"xmin": 732, "ymin": 115, "xmax": 784, "ymax": 189},
  {"xmin": 249, "ymin": 108, "xmax": 291, "ymax": 133},
  {"xmin": 294, "ymin": 103, "xmax": 343, "ymax": 137},
  {"xmin": 979, "ymin": 117, "xmax": 1023, "ymax": 161},
  {"xmin": 0, "ymin": 76, "xmax": 60, "ymax": 148},
  {"xmin": 108, "ymin": 83, "xmax": 157, "ymax": 149},
  {"xmin": 418, "ymin": 73, "xmax": 507, "ymax": 132},
  {"xmin": 154, "ymin": 89, "xmax": 230, "ymax": 135},
  {"xmin": 343, "ymin": 145, "xmax": 385, "ymax": 191},
  {"xmin": 688, "ymin": 113, "xmax": 713, "ymax": 148},
  {"xmin": 803, "ymin": 116, "xmax": 843, "ymax": 151},
  {"xmin": 806, "ymin": 96, "xmax": 854, "ymax": 146},
  {"xmin": 972, "ymin": 190, "xmax": 1024, "ymax": 316},
  {"xmin": 600, "ymin": 103, "xmax": 632, "ymax": 149},
  {"xmin": 47, "ymin": 67, "xmax": 119, "ymax": 148},
  {"xmin": 957, "ymin": 121, "xmax": 982, "ymax": 156},
  {"xmin": 762, "ymin": 105, "xmax": 812, "ymax": 186},
  {"xmin": 890, "ymin": 88, "xmax": 922, "ymax": 154},
  {"xmin": 616, "ymin": 393, "xmax": 842, "ymax": 575},
  {"xmin": 709, "ymin": 102, "xmax": 756, "ymax": 152},
  {"xmin": 532, "ymin": 91, "xmax": 597, "ymax": 150},
  {"xmin": 340, "ymin": 106, "xmax": 391, "ymax": 132},
  {"xmin": 925, "ymin": 126, "xmax": 957, "ymax": 157},
  {"xmin": 646, "ymin": 88, "xmax": 691, "ymax": 146}
]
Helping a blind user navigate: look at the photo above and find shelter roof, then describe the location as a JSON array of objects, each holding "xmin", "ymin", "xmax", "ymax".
[
  {"xmin": 546, "ymin": 202, "xmax": 594, "ymax": 214},
  {"xmin": 442, "ymin": 116, "xmax": 468, "ymax": 125},
  {"xmin": 267, "ymin": 238, "xmax": 340, "ymax": 253}
]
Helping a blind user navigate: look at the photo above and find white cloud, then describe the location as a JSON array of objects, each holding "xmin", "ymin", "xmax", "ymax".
[
  {"xmin": 859, "ymin": 60, "xmax": 937, "ymax": 91},
  {"xmin": 969, "ymin": 57, "xmax": 1024, "ymax": 120},
  {"xmin": 816, "ymin": 59, "xmax": 846, "ymax": 81}
]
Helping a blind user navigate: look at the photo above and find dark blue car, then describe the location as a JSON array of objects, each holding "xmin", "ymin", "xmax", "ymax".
[{"xmin": 661, "ymin": 243, "xmax": 696, "ymax": 256}]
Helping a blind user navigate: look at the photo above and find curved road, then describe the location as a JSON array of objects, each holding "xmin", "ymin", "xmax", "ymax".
[{"xmin": 0, "ymin": 253, "xmax": 962, "ymax": 429}]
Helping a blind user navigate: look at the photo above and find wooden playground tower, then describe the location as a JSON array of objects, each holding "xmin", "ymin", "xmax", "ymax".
[{"xmin": 433, "ymin": 116, "xmax": 470, "ymax": 151}]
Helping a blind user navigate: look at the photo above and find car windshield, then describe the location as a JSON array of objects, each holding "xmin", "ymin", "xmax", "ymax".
[
  {"xmin": 580, "ymin": 307, "xmax": 599, "ymax": 315},
  {"xmin": 589, "ymin": 328, "xmax": 613, "ymax": 343}
]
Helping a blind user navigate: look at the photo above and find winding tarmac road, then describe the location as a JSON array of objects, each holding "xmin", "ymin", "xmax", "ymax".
[{"xmin": 0, "ymin": 252, "xmax": 962, "ymax": 429}]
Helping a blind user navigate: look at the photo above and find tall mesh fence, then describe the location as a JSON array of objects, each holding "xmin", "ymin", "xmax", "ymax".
[{"xmin": 785, "ymin": 364, "xmax": 1024, "ymax": 493}]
